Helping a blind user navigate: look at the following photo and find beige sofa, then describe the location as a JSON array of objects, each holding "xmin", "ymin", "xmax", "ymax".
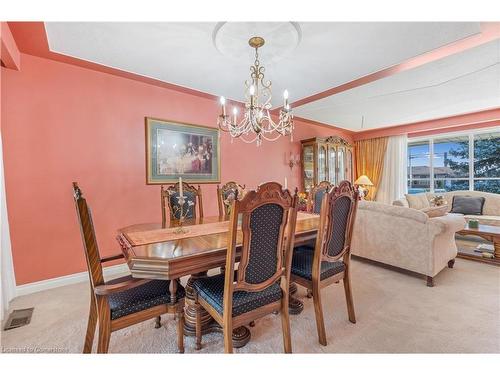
[
  {"xmin": 351, "ymin": 201, "xmax": 466, "ymax": 286},
  {"xmin": 393, "ymin": 190, "xmax": 500, "ymax": 227}
]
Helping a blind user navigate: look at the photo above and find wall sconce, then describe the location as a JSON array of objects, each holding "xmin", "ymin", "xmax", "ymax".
[{"xmin": 288, "ymin": 152, "xmax": 300, "ymax": 170}]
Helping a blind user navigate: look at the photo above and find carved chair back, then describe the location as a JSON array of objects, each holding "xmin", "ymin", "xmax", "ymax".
[
  {"xmin": 217, "ymin": 181, "xmax": 246, "ymax": 217},
  {"xmin": 308, "ymin": 181, "xmax": 333, "ymax": 214},
  {"xmin": 224, "ymin": 182, "xmax": 298, "ymax": 309},
  {"xmin": 314, "ymin": 180, "xmax": 359, "ymax": 263},
  {"xmin": 73, "ymin": 182, "xmax": 105, "ymax": 291},
  {"xmin": 161, "ymin": 182, "xmax": 203, "ymax": 226}
]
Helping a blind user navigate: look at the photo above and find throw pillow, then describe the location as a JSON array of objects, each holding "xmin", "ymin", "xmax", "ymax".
[
  {"xmin": 450, "ymin": 196, "xmax": 485, "ymax": 215},
  {"xmin": 405, "ymin": 193, "xmax": 431, "ymax": 210},
  {"xmin": 421, "ymin": 205, "xmax": 448, "ymax": 218}
]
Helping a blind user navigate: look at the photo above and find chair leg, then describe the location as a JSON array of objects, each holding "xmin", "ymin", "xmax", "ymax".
[
  {"xmin": 343, "ymin": 272, "xmax": 356, "ymax": 324},
  {"xmin": 312, "ymin": 285, "xmax": 327, "ymax": 346},
  {"xmin": 195, "ymin": 298, "xmax": 202, "ymax": 351},
  {"xmin": 97, "ymin": 298, "xmax": 111, "ymax": 354},
  {"xmin": 155, "ymin": 316, "xmax": 161, "ymax": 328},
  {"xmin": 223, "ymin": 320, "xmax": 233, "ymax": 354},
  {"xmin": 176, "ymin": 310, "xmax": 185, "ymax": 353},
  {"xmin": 83, "ymin": 293, "xmax": 97, "ymax": 353},
  {"xmin": 280, "ymin": 294, "xmax": 292, "ymax": 353}
]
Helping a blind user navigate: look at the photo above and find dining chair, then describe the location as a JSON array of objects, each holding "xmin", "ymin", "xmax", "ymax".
[
  {"xmin": 291, "ymin": 180, "xmax": 359, "ymax": 346},
  {"xmin": 307, "ymin": 180, "xmax": 333, "ymax": 214},
  {"xmin": 161, "ymin": 182, "xmax": 203, "ymax": 227},
  {"xmin": 217, "ymin": 181, "xmax": 246, "ymax": 217},
  {"xmin": 73, "ymin": 182, "xmax": 185, "ymax": 353},
  {"xmin": 193, "ymin": 182, "xmax": 298, "ymax": 353}
]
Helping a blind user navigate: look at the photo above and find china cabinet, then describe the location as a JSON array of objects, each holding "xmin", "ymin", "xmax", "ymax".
[{"xmin": 301, "ymin": 136, "xmax": 354, "ymax": 192}]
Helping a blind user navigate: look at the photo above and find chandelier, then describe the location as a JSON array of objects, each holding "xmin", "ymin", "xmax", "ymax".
[{"xmin": 217, "ymin": 36, "xmax": 294, "ymax": 146}]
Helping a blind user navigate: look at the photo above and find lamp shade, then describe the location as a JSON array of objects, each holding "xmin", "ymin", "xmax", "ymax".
[{"xmin": 354, "ymin": 175, "xmax": 374, "ymax": 186}]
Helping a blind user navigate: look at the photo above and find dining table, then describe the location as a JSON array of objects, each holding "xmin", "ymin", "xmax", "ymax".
[{"xmin": 116, "ymin": 211, "xmax": 320, "ymax": 348}]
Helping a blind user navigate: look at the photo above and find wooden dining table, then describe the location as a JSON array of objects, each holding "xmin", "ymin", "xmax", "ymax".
[{"xmin": 116, "ymin": 212, "xmax": 320, "ymax": 348}]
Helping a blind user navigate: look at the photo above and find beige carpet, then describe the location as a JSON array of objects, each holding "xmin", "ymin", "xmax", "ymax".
[{"xmin": 1, "ymin": 258, "xmax": 499, "ymax": 353}]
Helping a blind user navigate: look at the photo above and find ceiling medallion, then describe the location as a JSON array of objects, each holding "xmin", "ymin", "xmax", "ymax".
[{"xmin": 217, "ymin": 36, "xmax": 294, "ymax": 146}]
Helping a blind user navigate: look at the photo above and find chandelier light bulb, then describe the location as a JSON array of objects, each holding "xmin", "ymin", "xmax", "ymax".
[
  {"xmin": 220, "ymin": 96, "xmax": 226, "ymax": 116},
  {"xmin": 232, "ymin": 107, "xmax": 238, "ymax": 115},
  {"xmin": 283, "ymin": 90, "xmax": 289, "ymax": 99},
  {"xmin": 249, "ymin": 85, "xmax": 255, "ymax": 96}
]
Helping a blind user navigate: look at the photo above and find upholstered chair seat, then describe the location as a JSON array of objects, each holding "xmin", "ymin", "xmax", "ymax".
[
  {"xmin": 192, "ymin": 274, "xmax": 282, "ymax": 317},
  {"xmin": 291, "ymin": 246, "xmax": 345, "ymax": 281},
  {"xmin": 108, "ymin": 277, "xmax": 186, "ymax": 320}
]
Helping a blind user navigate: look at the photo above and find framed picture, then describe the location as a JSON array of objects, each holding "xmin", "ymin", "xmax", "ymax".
[{"xmin": 145, "ymin": 117, "xmax": 220, "ymax": 184}]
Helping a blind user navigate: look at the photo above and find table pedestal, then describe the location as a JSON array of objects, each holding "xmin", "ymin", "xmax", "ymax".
[
  {"xmin": 183, "ymin": 272, "xmax": 251, "ymax": 348},
  {"xmin": 288, "ymin": 282, "xmax": 304, "ymax": 315}
]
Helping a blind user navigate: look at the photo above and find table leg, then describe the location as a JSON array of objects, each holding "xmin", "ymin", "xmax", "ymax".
[
  {"xmin": 494, "ymin": 237, "xmax": 500, "ymax": 258},
  {"xmin": 183, "ymin": 272, "xmax": 251, "ymax": 348}
]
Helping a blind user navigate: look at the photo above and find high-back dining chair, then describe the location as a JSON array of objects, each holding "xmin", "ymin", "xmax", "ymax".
[
  {"xmin": 73, "ymin": 182, "xmax": 185, "ymax": 353},
  {"xmin": 161, "ymin": 182, "xmax": 203, "ymax": 227},
  {"xmin": 217, "ymin": 181, "xmax": 246, "ymax": 217},
  {"xmin": 193, "ymin": 182, "xmax": 298, "ymax": 353},
  {"xmin": 291, "ymin": 180, "xmax": 359, "ymax": 346},
  {"xmin": 307, "ymin": 181, "xmax": 333, "ymax": 214}
]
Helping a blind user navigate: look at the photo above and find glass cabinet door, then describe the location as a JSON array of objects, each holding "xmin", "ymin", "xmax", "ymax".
[
  {"xmin": 346, "ymin": 149, "xmax": 353, "ymax": 181},
  {"xmin": 302, "ymin": 145, "xmax": 315, "ymax": 192},
  {"xmin": 338, "ymin": 147, "xmax": 345, "ymax": 182},
  {"xmin": 317, "ymin": 145, "xmax": 327, "ymax": 183},
  {"xmin": 328, "ymin": 146, "xmax": 337, "ymax": 185}
]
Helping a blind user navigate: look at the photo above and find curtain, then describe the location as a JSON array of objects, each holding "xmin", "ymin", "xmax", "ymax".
[
  {"xmin": 355, "ymin": 137, "xmax": 388, "ymax": 200},
  {"xmin": 376, "ymin": 135, "xmax": 408, "ymax": 205}
]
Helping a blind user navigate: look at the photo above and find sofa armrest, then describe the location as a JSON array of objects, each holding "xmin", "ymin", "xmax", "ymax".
[
  {"xmin": 429, "ymin": 213, "xmax": 466, "ymax": 234},
  {"xmin": 392, "ymin": 198, "xmax": 409, "ymax": 207}
]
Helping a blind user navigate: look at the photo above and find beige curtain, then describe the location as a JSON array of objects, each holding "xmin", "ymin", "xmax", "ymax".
[{"xmin": 355, "ymin": 137, "xmax": 388, "ymax": 200}]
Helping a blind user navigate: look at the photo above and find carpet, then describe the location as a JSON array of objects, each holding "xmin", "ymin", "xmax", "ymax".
[{"xmin": 1, "ymin": 258, "xmax": 499, "ymax": 353}]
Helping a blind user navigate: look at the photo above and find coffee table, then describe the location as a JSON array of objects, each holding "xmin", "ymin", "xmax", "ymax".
[{"xmin": 457, "ymin": 223, "xmax": 500, "ymax": 265}]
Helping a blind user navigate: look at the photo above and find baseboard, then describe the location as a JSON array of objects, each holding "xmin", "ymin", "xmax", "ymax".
[{"xmin": 15, "ymin": 263, "xmax": 130, "ymax": 297}]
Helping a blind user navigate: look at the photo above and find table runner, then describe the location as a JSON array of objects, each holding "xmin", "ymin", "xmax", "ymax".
[{"xmin": 125, "ymin": 211, "xmax": 319, "ymax": 246}]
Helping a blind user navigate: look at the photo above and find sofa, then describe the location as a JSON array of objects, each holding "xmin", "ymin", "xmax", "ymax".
[
  {"xmin": 351, "ymin": 200, "xmax": 466, "ymax": 286},
  {"xmin": 393, "ymin": 190, "xmax": 500, "ymax": 227}
]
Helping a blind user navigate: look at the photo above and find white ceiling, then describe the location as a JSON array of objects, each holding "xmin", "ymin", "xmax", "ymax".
[
  {"xmin": 294, "ymin": 39, "xmax": 500, "ymax": 130},
  {"xmin": 44, "ymin": 22, "xmax": 499, "ymax": 131}
]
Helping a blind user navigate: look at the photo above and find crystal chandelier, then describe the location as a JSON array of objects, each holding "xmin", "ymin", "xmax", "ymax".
[{"xmin": 217, "ymin": 36, "xmax": 294, "ymax": 146}]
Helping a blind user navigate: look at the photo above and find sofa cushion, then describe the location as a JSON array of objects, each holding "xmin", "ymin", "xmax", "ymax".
[
  {"xmin": 450, "ymin": 196, "xmax": 485, "ymax": 215},
  {"xmin": 405, "ymin": 193, "xmax": 431, "ymax": 210},
  {"xmin": 421, "ymin": 205, "xmax": 448, "ymax": 218},
  {"xmin": 464, "ymin": 215, "xmax": 500, "ymax": 227}
]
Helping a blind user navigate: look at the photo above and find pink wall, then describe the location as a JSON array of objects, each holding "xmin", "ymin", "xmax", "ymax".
[
  {"xmin": 0, "ymin": 23, "xmax": 20, "ymax": 70},
  {"xmin": 1, "ymin": 53, "xmax": 350, "ymax": 285}
]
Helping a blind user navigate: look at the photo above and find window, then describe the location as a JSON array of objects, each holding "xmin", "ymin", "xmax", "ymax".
[
  {"xmin": 407, "ymin": 140, "xmax": 430, "ymax": 193},
  {"xmin": 407, "ymin": 129, "xmax": 500, "ymax": 194},
  {"xmin": 433, "ymin": 136, "xmax": 469, "ymax": 193}
]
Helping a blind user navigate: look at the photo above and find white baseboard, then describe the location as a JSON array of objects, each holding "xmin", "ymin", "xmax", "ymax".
[{"xmin": 15, "ymin": 264, "xmax": 130, "ymax": 297}]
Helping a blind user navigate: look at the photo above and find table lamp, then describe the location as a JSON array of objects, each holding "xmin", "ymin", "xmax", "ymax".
[{"xmin": 354, "ymin": 175, "xmax": 374, "ymax": 199}]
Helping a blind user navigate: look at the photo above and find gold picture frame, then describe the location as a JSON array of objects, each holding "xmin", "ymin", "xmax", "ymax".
[{"xmin": 145, "ymin": 117, "xmax": 221, "ymax": 184}]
